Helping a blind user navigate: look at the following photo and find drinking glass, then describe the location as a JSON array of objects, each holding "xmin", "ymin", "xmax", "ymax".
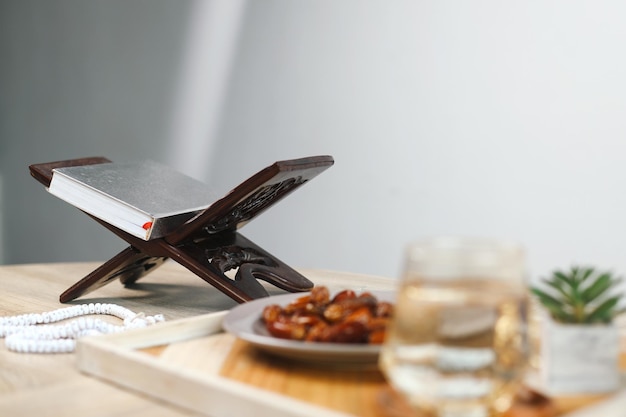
[{"xmin": 379, "ymin": 237, "xmax": 529, "ymax": 417}]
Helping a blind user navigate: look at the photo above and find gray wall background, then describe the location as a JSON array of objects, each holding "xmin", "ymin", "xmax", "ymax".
[
  {"xmin": 3, "ymin": 1, "xmax": 626, "ymax": 283},
  {"xmin": 0, "ymin": 1, "xmax": 192, "ymax": 264}
]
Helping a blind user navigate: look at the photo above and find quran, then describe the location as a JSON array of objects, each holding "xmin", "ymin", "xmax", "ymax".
[{"xmin": 47, "ymin": 160, "xmax": 217, "ymax": 240}]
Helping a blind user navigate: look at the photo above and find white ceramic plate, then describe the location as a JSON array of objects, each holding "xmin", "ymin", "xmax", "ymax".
[{"xmin": 222, "ymin": 290, "xmax": 396, "ymax": 366}]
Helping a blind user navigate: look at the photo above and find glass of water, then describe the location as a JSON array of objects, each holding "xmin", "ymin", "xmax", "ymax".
[{"xmin": 379, "ymin": 237, "xmax": 529, "ymax": 417}]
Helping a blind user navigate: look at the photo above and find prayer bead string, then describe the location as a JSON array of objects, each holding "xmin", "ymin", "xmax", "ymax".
[{"xmin": 0, "ymin": 303, "xmax": 164, "ymax": 353}]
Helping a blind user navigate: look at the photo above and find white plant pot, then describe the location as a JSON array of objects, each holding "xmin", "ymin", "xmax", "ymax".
[{"xmin": 541, "ymin": 318, "xmax": 620, "ymax": 394}]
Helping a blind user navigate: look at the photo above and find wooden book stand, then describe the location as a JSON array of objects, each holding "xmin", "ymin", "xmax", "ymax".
[{"xmin": 29, "ymin": 156, "xmax": 334, "ymax": 304}]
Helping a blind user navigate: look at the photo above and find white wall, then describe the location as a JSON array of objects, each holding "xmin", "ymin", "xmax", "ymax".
[
  {"xmin": 3, "ymin": 1, "xmax": 626, "ymax": 285},
  {"xmin": 207, "ymin": 1, "xmax": 626, "ymax": 281}
]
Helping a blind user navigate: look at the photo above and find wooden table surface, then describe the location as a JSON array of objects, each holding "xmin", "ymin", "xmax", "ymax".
[
  {"xmin": 0, "ymin": 261, "xmax": 397, "ymax": 417},
  {"xmin": 0, "ymin": 261, "xmax": 239, "ymax": 416},
  {"xmin": 1, "ymin": 261, "xmax": 624, "ymax": 417}
]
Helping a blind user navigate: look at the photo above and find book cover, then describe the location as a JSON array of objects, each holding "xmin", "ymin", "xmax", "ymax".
[{"xmin": 47, "ymin": 160, "xmax": 218, "ymax": 240}]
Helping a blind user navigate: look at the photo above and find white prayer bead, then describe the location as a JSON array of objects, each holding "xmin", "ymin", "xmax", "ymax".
[{"xmin": 0, "ymin": 303, "xmax": 165, "ymax": 353}]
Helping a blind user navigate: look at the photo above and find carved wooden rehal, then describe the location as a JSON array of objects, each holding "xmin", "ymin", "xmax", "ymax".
[{"xmin": 29, "ymin": 156, "xmax": 334, "ymax": 303}]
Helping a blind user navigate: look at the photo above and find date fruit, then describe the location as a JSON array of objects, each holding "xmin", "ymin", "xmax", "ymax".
[{"xmin": 261, "ymin": 286, "xmax": 393, "ymax": 344}]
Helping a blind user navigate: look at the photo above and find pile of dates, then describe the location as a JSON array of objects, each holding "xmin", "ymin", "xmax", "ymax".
[{"xmin": 261, "ymin": 286, "xmax": 393, "ymax": 344}]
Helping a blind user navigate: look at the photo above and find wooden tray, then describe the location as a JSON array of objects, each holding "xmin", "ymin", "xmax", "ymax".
[
  {"xmin": 75, "ymin": 299, "xmax": 626, "ymax": 417},
  {"xmin": 77, "ymin": 311, "xmax": 369, "ymax": 417},
  {"xmin": 75, "ymin": 269, "xmax": 405, "ymax": 417}
]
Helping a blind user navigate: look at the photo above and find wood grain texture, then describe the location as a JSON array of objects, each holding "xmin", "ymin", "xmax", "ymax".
[
  {"xmin": 79, "ymin": 310, "xmax": 626, "ymax": 417},
  {"xmin": 75, "ymin": 269, "xmax": 401, "ymax": 417},
  {"xmin": 0, "ymin": 261, "xmax": 240, "ymax": 416},
  {"xmin": 220, "ymin": 338, "xmax": 387, "ymax": 417},
  {"xmin": 1, "ymin": 262, "xmax": 624, "ymax": 417},
  {"xmin": 77, "ymin": 287, "xmax": 626, "ymax": 417}
]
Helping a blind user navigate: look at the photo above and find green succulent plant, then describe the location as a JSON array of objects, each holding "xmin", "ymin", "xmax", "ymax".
[{"xmin": 531, "ymin": 265, "xmax": 625, "ymax": 324}]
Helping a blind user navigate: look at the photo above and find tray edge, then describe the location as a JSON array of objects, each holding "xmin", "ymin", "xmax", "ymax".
[{"xmin": 76, "ymin": 311, "xmax": 354, "ymax": 417}]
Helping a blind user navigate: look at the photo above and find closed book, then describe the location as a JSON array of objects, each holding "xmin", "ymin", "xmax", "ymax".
[{"xmin": 47, "ymin": 160, "xmax": 217, "ymax": 240}]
